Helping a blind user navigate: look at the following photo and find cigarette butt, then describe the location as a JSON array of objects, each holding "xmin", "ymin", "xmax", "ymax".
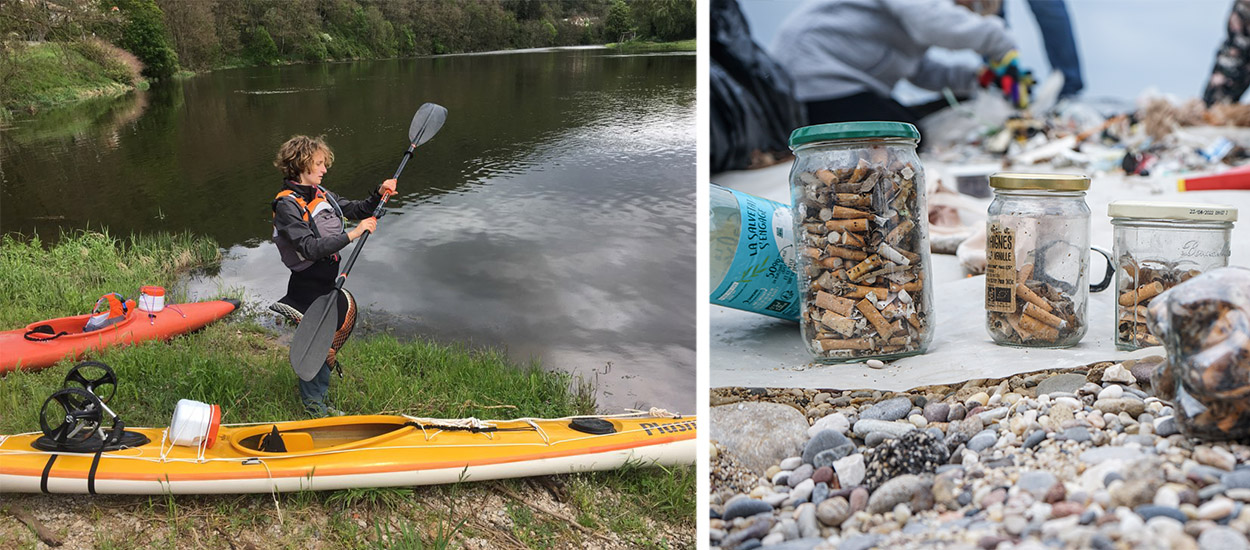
[
  {"xmin": 816, "ymin": 169, "xmax": 836, "ymax": 185},
  {"xmin": 804, "ymin": 247, "xmax": 823, "ymax": 259},
  {"xmin": 832, "ymin": 206, "xmax": 872, "ymax": 219},
  {"xmin": 1005, "ymin": 314, "xmax": 1033, "ymax": 340},
  {"xmin": 906, "ymin": 312, "xmax": 923, "ymax": 329},
  {"xmin": 842, "ymin": 231, "xmax": 866, "ymax": 248},
  {"xmin": 836, "ymin": 193, "xmax": 872, "ymax": 207},
  {"xmin": 1118, "ymin": 281, "xmax": 1164, "ymax": 306},
  {"xmin": 826, "ymin": 246, "xmax": 868, "ymax": 261},
  {"xmin": 850, "ymin": 158, "xmax": 870, "ymax": 182},
  {"xmin": 857, "ymin": 298, "xmax": 896, "ymax": 337},
  {"xmin": 1015, "ymin": 282, "xmax": 1053, "ymax": 313},
  {"xmin": 885, "ymin": 220, "xmax": 915, "ymax": 245},
  {"xmin": 820, "ymin": 311, "xmax": 856, "ymax": 336},
  {"xmin": 1023, "ymin": 302, "xmax": 1066, "ymax": 328},
  {"xmin": 1017, "ymin": 263, "xmax": 1034, "ymax": 282},
  {"xmin": 848, "ymin": 254, "xmax": 884, "ymax": 282},
  {"xmin": 1019, "ymin": 314, "xmax": 1059, "ymax": 341},
  {"xmin": 816, "ymin": 337, "xmax": 874, "ymax": 351},
  {"xmin": 815, "ymin": 291, "xmax": 855, "ymax": 317},
  {"xmin": 891, "ymin": 280, "xmax": 924, "ymax": 294},
  {"xmin": 842, "ymin": 283, "xmax": 889, "ymax": 299},
  {"xmin": 827, "ymin": 219, "xmax": 869, "ymax": 232},
  {"xmin": 881, "ymin": 302, "xmax": 900, "ymax": 319},
  {"xmin": 887, "ymin": 335, "xmax": 910, "ymax": 346}
]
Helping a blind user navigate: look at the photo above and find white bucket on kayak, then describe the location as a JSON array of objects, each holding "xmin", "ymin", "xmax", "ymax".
[
  {"xmin": 138, "ymin": 286, "xmax": 166, "ymax": 312},
  {"xmin": 169, "ymin": 399, "xmax": 221, "ymax": 448}
]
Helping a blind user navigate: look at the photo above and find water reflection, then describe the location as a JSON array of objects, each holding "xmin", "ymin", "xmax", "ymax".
[{"xmin": 4, "ymin": 50, "xmax": 695, "ymax": 412}]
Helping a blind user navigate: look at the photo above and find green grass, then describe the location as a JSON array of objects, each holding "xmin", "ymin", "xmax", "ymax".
[
  {"xmin": 2, "ymin": 42, "xmax": 135, "ymax": 115},
  {"xmin": 606, "ymin": 39, "xmax": 696, "ymax": 52},
  {"xmin": 0, "ymin": 230, "xmax": 694, "ymax": 548}
]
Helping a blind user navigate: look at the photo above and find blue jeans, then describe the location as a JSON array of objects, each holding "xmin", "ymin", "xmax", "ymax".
[
  {"xmin": 298, "ymin": 362, "xmax": 331, "ymax": 413},
  {"xmin": 1026, "ymin": 0, "xmax": 1084, "ymax": 97}
]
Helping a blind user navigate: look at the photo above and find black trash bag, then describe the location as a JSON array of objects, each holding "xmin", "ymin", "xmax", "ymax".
[
  {"xmin": 711, "ymin": 0, "xmax": 806, "ymax": 173},
  {"xmin": 1148, "ymin": 267, "xmax": 1250, "ymax": 440}
]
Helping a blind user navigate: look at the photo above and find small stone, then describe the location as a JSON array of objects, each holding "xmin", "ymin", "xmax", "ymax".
[
  {"xmin": 1136, "ymin": 505, "xmax": 1188, "ymax": 523},
  {"xmin": 790, "ymin": 478, "xmax": 815, "ymax": 502},
  {"xmin": 866, "ymin": 359, "xmax": 885, "ymax": 369},
  {"xmin": 811, "ymin": 466, "xmax": 834, "ymax": 485},
  {"xmin": 864, "ymin": 432, "xmax": 888, "ymax": 447},
  {"xmin": 722, "ymin": 496, "xmax": 773, "ymax": 521},
  {"xmin": 1102, "ymin": 364, "xmax": 1136, "ymax": 384},
  {"xmin": 860, "ymin": 397, "xmax": 913, "ymax": 421},
  {"xmin": 1224, "ymin": 471, "xmax": 1250, "ymax": 490},
  {"xmin": 1051, "ymin": 501, "xmax": 1085, "ymax": 518},
  {"xmin": 1037, "ymin": 373, "xmax": 1088, "ymax": 395},
  {"xmin": 1049, "ymin": 403, "xmax": 1075, "ymax": 425},
  {"xmin": 867, "ymin": 474, "xmax": 932, "ymax": 514},
  {"xmin": 1004, "ymin": 514, "xmax": 1028, "ymax": 535},
  {"xmin": 967, "ymin": 431, "xmax": 998, "ymax": 452},
  {"xmin": 1024, "ymin": 429, "xmax": 1046, "ymax": 450},
  {"xmin": 808, "ymin": 413, "xmax": 850, "ymax": 438},
  {"xmin": 812, "ymin": 482, "xmax": 830, "ymax": 505},
  {"xmin": 908, "ymin": 414, "xmax": 929, "ymax": 428},
  {"xmin": 1094, "ymin": 397, "xmax": 1147, "ymax": 417},
  {"xmin": 976, "ymin": 407, "xmax": 1009, "ymax": 424},
  {"xmin": 1098, "ymin": 385, "xmax": 1124, "ymax": 400},
  {"xmin": 1018, "ymin": 471, "xmax": 1059, "ymax": 500},
  {"xmin": 816, "ymin": 496, "xmax": 851, "ymax": 526},
  {"xmin": 1198, "ymin": 526, "xmax": 1250, "ymax": 550},
  {"xmin": 852, "ymin": 419, "xmax": 916, "ymax": 439},
  {"xmin": 1063, "ymin": 427, "xmax": 1092, "ymax": 443},
  {"xmin": 812, "ymin": 447, "xmax": 855, "ymax": 469},
  {"xmin": 967, "ymin": 392, "xmax": 990, "ymax": 408},
  {"xmin": 893, "ymin": 502, "xmax": 912, "ymax": 523},
  {"xmin": 779, "ymin": 457, "xmax": 802, "ymax": 470},
  {"xmin": 1155, "ymin": 486, "xmax": 1181, "ymax": 508},
  {"xmin": 849, "ymin": 487, "xmax": 869, "ymax": 512},
  {"xmin": 803, "ymin": 430, "xmax": 853, "ymax": 465},
  {"xmin": 923, "ymin": 402, "xmax": 950, "ymax": 423},
  {"xmin": 834, "ymin": 453, "xmax": 866, "ymax": 488},
  {"xmin": 840, "ymin": 534, "xmax": 884, "ymax": 550},
  {"xmin": 795, "ymin": 505, "xmax": 819, "ymax": 539},
  {"xmin": 1196, "ymin": 446, "xmax": 1237, "ymax": 471},
  {"xmin": 947, "ymin": 404, "xmax": 967, "ymax": 422},
  {"xmin": 1154, "ymin": 416, "xmax": 1179, "ymax": 437},
  {"xmin": 789, "ymin": 464, "xmax": 814, "ymax": 487},
  {"xmin": 1198, "ymin": 497, "xmax": 1236, "ymax": 520}
]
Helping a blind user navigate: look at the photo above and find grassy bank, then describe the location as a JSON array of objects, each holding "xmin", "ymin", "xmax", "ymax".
[
  {"xmin": 607, "ymin": 39, "xmax": 696, "ymax": 52},
  {"xmin": 1, "ymin": 41, "xmax": 144, "ymax": 118},
  {"xmin": 0, "ymin": 231, "xmax": 694, "ymax": 549}
]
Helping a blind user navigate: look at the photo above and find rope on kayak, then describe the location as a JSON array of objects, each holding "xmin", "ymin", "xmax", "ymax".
[
  {"xmin": 241, "ymin": 457, "xmax": 284, "ymax": 525},
  {"xmin": 524, "ymin": 419, "xmax": 550, "ymax": 445}
]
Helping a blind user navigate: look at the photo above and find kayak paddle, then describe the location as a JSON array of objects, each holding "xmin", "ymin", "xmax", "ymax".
[{"xmin": 290, "ymin": 102, "xmax": 448, "ymax": 381}]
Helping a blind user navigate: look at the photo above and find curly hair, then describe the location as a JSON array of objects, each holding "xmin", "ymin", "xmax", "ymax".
[{"xmin": 274, "ymin": 135, "xmax": 335, "ymax": 181}]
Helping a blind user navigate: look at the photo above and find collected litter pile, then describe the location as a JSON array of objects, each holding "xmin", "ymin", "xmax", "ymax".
[{"xmin": 923, "ymin": 91, "xmax": 1250, "ymax": 180}]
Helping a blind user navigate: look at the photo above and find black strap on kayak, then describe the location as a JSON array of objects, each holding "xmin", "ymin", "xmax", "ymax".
[
  {"xmin": 25, "ymin": 324, "xmax": 68, "ymax": 341},
  {"xmin": 88, "ymin": 449, "xmax": 103, "ymax": 495},
  {"xmin": 40, "ymin": 454, "xmax": 58, "ymax": 494}
]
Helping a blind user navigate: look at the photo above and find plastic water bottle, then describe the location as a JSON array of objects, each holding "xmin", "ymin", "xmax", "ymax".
[{"xmin": 710, "ymin": 184, "xmax": 800, "ymax": 321}]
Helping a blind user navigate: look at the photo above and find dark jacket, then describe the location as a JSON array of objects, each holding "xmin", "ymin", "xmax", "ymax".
[{"xmin": 272, "ymin": 179, "xmax": 382, "ymax": 266}]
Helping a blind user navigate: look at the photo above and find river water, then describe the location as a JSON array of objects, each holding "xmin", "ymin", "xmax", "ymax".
[{"xmin": 0, "ymin": 48, "xmax": 696, "ymax": 412}]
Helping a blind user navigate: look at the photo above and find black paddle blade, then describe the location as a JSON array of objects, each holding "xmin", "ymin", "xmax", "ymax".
[
  {"xmin": 408, "ymin": 103, "xmax": 447, "ymax": 146},
  {"xmin": 290, "ymin": 292, "xmax": 340, "ymax": 381}
]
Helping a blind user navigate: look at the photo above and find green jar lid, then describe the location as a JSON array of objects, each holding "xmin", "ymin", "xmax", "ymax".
[{"xmin": 788, "ymin": 121, "xmax": 921, "ymax": 149}]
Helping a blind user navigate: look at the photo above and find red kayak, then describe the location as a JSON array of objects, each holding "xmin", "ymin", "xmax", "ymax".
[{"xmin": 0, "ymin": 299, "xmax": 239, "ymax": 374}]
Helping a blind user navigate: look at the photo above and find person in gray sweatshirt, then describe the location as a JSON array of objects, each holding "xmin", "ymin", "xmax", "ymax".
[{"xmin": 772, "ymin": 0, "xmax": 1022, "ymax": 130}]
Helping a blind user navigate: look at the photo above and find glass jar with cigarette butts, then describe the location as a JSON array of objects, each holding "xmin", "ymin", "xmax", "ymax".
[
  {"xmin": 985, "ymin": 173, "xmax": 1111, "ymax": 348},
  {"xmin": 788, "ymin": 122, "xmax": 934, "ymax": 363},
  {"xmin": 1109, "ymin": 201, "xmax": 1236, "ymax": 350}
]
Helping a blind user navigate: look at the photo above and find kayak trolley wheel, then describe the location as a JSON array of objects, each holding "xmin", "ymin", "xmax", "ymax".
[
  {"xmin": 39, "ymin": 387, "xmax": 104, "ymax": 445},
  {"xmin": 63, "ymin": 361, "xmax": 117, "ymax": 404}
]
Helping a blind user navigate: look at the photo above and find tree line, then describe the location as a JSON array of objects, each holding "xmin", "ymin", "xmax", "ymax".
[{"xmin": 0, "ymin": 0, "xmax": 696, "ymax": 79}]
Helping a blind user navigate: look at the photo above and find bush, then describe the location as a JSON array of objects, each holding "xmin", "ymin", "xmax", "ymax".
[
  {"xmin": 72, "ymin": 38, "xmax": 144, "ymax": 86},
  {"xmin": 115, "ymin": 0, "xmax": 179, "ymax": 79},
  {"xmin": 245, "ymin": 26, "xmax": 279, "ymax": 65}
]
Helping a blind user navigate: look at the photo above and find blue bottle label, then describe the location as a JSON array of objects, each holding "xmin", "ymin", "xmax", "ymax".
[{"xmin": 711, "ymin": 189, "xmax": 800, "ymax": 321}]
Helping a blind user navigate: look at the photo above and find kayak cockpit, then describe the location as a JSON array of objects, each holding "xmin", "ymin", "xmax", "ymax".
[{"xmin": 230, "ymin": 416, "xmax": 413, "ymax": 455}]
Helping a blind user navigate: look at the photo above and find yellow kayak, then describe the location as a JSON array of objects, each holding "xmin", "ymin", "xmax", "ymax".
[{"xmin": 0, "ymin": 412, "xmax": 695, "ymax": 494}]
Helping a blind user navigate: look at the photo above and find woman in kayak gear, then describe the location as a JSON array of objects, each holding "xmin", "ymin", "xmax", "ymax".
[{"xmin": 269, "ymin": 135, "xmax": 397, "ymax": 417}]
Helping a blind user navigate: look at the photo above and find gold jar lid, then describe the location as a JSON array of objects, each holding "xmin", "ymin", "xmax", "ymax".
[{"xmin": 989, "ymin": 172, "xmax": 1090, "ymax": 191}]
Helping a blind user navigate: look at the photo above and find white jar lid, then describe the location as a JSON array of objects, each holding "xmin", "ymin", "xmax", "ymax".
[{"xmin": 1108, "ymin": 201, "xmax": 1237, "ymax": 222}]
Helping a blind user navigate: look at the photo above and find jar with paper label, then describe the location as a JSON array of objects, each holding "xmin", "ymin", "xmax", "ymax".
[
  {"xmin": 985, "ymin": 173, "xmax": 1110, "ymax": 348},
  {"xmin": 1109, "ymin": 201, "xmax": 1236, "ymax": 350},
  {"xmin": 788, "ymin": 121, "xmax": 934, "ymax": 362}
]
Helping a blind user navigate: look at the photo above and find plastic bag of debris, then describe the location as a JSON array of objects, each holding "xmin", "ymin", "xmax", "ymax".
[{"xmin": 1148, "ymin": 267, "xmax": 1250, "ymax": 440}]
